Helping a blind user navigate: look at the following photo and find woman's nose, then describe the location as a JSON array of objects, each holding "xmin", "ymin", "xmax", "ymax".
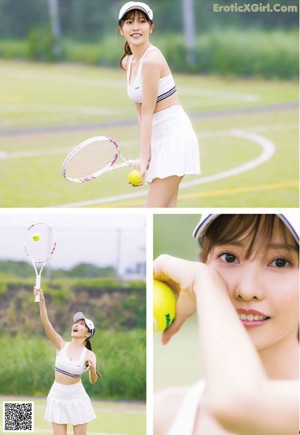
[{"xmin": 233, "ymin": 264, "xmax": 265, "ymax": 302}]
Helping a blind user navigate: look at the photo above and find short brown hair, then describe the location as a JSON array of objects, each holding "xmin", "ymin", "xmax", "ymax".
[{"xmin": 200, "ymin": 214, "xmax": 298, "ymax": 263}]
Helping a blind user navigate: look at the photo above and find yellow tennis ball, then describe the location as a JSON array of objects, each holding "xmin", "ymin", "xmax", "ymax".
[
  {"xmin": 128, "ymin": 170, "xmax": 142, "ymax": 185},
  {"xmin": 32, "ymin": 233, "xmax": 40, "ymax": 242},
  {"xmin": 153, "ymin": 279, "xmax": 176, "ymax": 333}
]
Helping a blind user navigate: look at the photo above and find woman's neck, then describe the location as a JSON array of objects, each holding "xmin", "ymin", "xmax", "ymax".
[
  {"xmin": 70, "ymin": 338, "xmax": 85, "ymax": 349},
  {"xmin": 130, "ymin": 43, "xmax": 152, "ymax": 61},
  {"xmin": 259, "ymin": 335, "xmax": 299, "ymax": 379}
]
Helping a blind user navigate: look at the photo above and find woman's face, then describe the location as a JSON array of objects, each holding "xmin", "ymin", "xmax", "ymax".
[
  {"xmin": 72, "ymin": 319, "xmax": 89, "ymax": 339},
  {"xmin": 205, "ymin": 220, "xmax": 299, "ymax": 352},
  {"xmin": 120, "ymin": 11, "xmax": 153, "ymax": 46}
]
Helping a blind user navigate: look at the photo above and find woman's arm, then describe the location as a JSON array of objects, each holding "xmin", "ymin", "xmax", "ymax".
[
  {"xmin": 154, "ymin": 255, "xmax": 299, "ymax": 435},
  {"xmin": 134, "ymin": 102, "xmax": 142, "ymax": 128},
  {"xmin": 86, "ymin": 350, "xmax": 98, "ymax": 384},
  {"xmin": 34, "ymin": 288, "xmax": 65, "ymax": 351},
  {"xmin": 138, "ymin": 59, "xmax": 160, "ymax": 177}
]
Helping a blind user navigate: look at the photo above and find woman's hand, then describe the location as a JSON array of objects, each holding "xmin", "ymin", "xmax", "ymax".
[
  {"xmin": 154, "ymin": 255, "xmax": 201, "ymax": 344},
  {"xmin": 139, "ymin": 157, "xmax": 150, "ymax": 180},
  {"xmin": 85, "ymin": 359, "xmax": 95, "ymax": 371},
  {"xmin": 86, "ymin": 358, "xmax": 99, "ymax": 384},
  {"xmin": 154, "ymin": 254, "xmax": 225, "ymax": 345},
  {"xmin": 131, "ymin": 157, "xmax": 150, "ymax": 185},
  {"xmin": 33, "ymin": 287, "xmax": 45, "ymax": 302}
]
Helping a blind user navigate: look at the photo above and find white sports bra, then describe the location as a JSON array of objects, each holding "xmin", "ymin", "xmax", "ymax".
[
  {"xmin": 167, "ymin": 380, "xmax": 206, "ymax": 435},
  {"xmin": 55, "ymin": 342, "xmax": 87, "ymax": 378},
  {"xmin": 126, "ymin": 46, "xmax": 177, "ymax": 104}
]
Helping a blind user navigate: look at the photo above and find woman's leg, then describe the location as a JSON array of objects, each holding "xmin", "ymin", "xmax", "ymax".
[
  {"xmin": 145, "ymin": 176, "xmax": 183, "ymax": 208},
  {"xmin": 73, "ymin": 423, "xmax": 88, "ymax": 435},
  {"xmin": 52, "ymin": 423, "xmax": 67, "ymax": 435}
]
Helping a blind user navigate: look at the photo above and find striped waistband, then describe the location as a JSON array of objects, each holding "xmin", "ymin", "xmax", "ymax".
[
  {"xmin": 55, "ymin": 367, "xmax": 81, "ymax": 378},
  {"xmin": 157, "ymin": 86, "xmax": 177, "ymax": 103}
]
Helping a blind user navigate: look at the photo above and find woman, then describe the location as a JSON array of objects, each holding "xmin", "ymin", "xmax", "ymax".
[
  {"xmin": 154, "ymin": 214, "xmax": 299, "ymax": 435},
  {"xmin": 34, "ymin": 288, "xmax": 100, "ymax": 435},
  {"xmin": 118, "ymin": 2, "xmax": 200, "ymax": 208}
]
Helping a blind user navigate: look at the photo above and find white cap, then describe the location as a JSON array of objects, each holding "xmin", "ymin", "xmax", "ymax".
[
  {"xmin": 118, "ymin": 1, "xmax": 153, "ymax": 21},
  {"xmin": 193, "ymin": 213, "xmax": 300, "ymax": 244},
  {"xmin": 74, "ymin": 312, "xmax": 95, "ymax": 339}
]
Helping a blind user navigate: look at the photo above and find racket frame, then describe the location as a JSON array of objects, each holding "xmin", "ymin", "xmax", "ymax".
[
  {"xmin": 24, "ymin": 223, "xmax": 56, "ymax": 303},
  {"xmin": 61, "ymin": 136, "xmax": 133, "ymax": 183}
]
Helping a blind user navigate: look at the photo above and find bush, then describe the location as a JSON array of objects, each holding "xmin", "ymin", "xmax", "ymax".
[
  {"xmin": 196, "ymin": 28, "xmax": 299, "ymax": 79},
  {"xmin": 27, "ymin": 25, "xmax": 57, "ymax": 62},
  {"xmin": 0, "ymin": 331, "xmax": 146, "ymax": 400},
  {"xmin": 0, "ymin": 28, "xmax": 298, "ymax": 79},
  {"xmin": 0, "ymin": 40, "xmax": 27, "ymax": 59}
]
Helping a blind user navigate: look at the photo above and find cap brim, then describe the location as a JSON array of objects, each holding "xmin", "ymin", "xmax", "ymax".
[
  {"xmin": 119, "ymin": 5, "xmax": 153, "ymax": 21},
  {"xmin": 193, "ymin": 213, "xmax": 300, "ymax": 244},
  {"xmin": 74, "ymin": 312, "xmax": 85, "ymax": 323},
  {"xmin": 193, "ymin": 214, "xmax": 218, "ymax": 239}
]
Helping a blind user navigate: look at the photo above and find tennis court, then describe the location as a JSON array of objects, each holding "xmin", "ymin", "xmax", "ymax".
[
  {"xmin": 0, "ymin": 396, "xmax": 146, "ymax": 435},
  {"xmin": 0, "ymin": 60, "xmax": 298, "ymax": 207}
]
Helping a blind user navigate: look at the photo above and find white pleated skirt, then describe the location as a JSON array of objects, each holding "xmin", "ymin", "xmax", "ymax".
[
  {"xmin": 44, "ymin": 381, "xmax": 96, "ymax": 425},
  {"xmin": 146, "ymin": 105, "xmax": 200, "ymax": 184}
]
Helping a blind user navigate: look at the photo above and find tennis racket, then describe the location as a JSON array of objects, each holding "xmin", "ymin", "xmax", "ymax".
[
  {"xmin": 24, "ymin": 223, "xmax": 56, "ymax": 303},
  {"xmin": 62, "ymin": 136, "xmax": 134, "ymax": 183}
]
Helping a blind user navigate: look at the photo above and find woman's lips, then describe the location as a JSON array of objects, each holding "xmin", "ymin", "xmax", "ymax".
[{"xmin": 237, "ymin": 309, "xmax": 270, "ymax": 327}]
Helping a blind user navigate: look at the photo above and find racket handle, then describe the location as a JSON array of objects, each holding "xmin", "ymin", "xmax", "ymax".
[{"xmin": 35, "ymin": 276, "xmax": 41, "ymax": 303}]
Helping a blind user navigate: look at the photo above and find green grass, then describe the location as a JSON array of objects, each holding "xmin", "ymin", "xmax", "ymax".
[
  {"xmin": 0, "ymin": 332, "xmax": 146, "ymax": 401},
  {"xmin": 0, "ymin": 60, "xmax": 298, "ymax": 207},
  {"xmin": 0, "ymin": 396, "xmax": 146, "ymax": 435}
]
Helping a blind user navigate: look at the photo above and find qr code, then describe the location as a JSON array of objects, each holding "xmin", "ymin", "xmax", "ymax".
[{"xmin": 3, "ymin": 402, "xmax": 34, "ymax": 432}]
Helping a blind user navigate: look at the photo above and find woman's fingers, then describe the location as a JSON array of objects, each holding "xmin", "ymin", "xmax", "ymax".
[{"xmin": 161, "ymin": 313, "xmax": 187, "ymax": 345}]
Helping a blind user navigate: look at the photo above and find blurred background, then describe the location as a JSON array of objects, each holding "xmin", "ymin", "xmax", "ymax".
[
  {"xmin": 0, "ymin": 0, "xmax": 298, "ymax": 208},
  {"xmin": 153, "ymin": 214, "xmax": 202, "ymax": 391},
  {"xmin": 0, "ymin": 0, "xmax": 298, "ymax": 78},
  {"xmin": 0, "ymin": 210, "xmax": 146, "ymax": 435}
]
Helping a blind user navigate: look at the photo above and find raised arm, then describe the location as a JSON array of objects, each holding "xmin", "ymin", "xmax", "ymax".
[
  {"xmin": 34, "ymin": 288, "xmax": 65, "ymax": 351},
  {"xmin": 154, "ymin": 255, "xmax": 299, "ymax": 435}
]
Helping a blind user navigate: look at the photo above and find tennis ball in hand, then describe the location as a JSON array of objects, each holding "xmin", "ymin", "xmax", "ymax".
[
  {"xmin": 128, "ymin": 170, "xmax": 143, "ymax": 186},
  {"xmin": 32, "ymin": 233, "xmax": 40, "ymax": 242},
  {"xmin": 153, "ymin": 279, "xmax": 176, "ymax": 333}
]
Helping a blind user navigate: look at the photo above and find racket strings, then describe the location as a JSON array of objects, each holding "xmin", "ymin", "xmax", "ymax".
[
  {"xmin": 64, "ymin": 140, "xmax": 118, "ymax": 179},
  {"xmin": 25, "ymin": 224, "xmax": 56, "ymax": 263}
]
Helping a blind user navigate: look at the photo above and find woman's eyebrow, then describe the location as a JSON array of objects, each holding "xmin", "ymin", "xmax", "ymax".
[
  {"xmin": 268, "ymin": 243, "xmax": 298, "ymax": 252},
  {"xmin": 216, "ymin": 241, "xmax": 244, "ymax": 248}
]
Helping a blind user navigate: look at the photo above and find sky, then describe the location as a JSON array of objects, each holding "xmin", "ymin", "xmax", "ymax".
[{"xmin": 0, "ymin": 210, "xmax": 146, "ymax": 274}]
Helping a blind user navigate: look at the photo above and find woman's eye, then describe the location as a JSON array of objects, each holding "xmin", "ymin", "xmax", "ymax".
[
  {"xmin": 271, "ymin": 258, "xmax": 289, "ymax": 268},
  {"xmin": 219, "ymin": 253, "xmax": 237, "ymax": 263}
]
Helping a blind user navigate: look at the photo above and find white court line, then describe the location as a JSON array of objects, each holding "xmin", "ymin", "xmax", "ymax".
[
  {"xmin": 0, "ymin": 104, "xmax": 119, "ymax": 115},
  {"xmin": 179, "ymin": 86, "xmax": 260, "ymax": 102},
  {"xmin": 1, "ymin": 69, "xmax": 259, "ymax": 103},
  {"xmin": 0, "ymin": 122, "xmax": 296, "ymax": 161},
  {"xmin": 56, "ymin": 129, "xmax": 276, "ymax": 207}
]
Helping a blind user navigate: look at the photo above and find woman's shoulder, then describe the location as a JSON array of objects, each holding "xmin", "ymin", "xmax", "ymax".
[
  {"xmin": 86, "ymin": 348, "xmax": 96, "ymax": 358},
  {"xmin": 154, "ymin": 386, "xmax": 189, "ymax": 435},
  {"xmin": 154, "ymin": 381, "xmax": 206, "ymax": 435},
  {"xmin": 144, "ymin": 45, "xmax": 165, "ymax": 65}
]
